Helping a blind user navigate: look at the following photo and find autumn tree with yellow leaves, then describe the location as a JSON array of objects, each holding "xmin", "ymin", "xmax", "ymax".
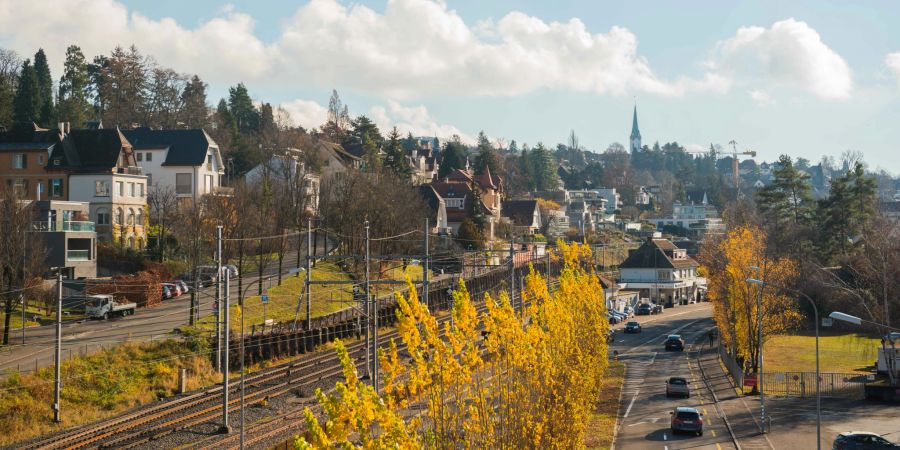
[
  {"xmin": 700, "ymin": 225, "xmax": 801, "ymax": 375},
  {"xmin": 295, "ymin": 241, "xmax": 609, "ymax": 448}
]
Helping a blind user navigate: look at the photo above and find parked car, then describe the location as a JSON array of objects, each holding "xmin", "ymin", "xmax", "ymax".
[
  {"xmin": 666, "ymin": 376, "xmax": 690, "ymax": 398},
  {"xmin": 608, "ymin": 313, "xmax": 621, "ymax": 324},
  {"xmin": 670, "ymin": 407, "xmax": 703, "ymax": 436},
  {"xmin": 224, "ymin": 264, "xmax": 239, "ymax": 279},
  {"xmin": 665, "ymin": 335, "xmax": 685, "ymax": 351},
  {"xmin": 606, "ymin": 329, "xmax": 615, "ymax": 343},
  {"xmin": 84, "ymin": 295, "xmax": 136, "ymax": 320},
  {"xmin": 624, "ymin": 321, "xmax": 642, "ymax": 333},
  {"xmin": 161, "ymin": 282, "xmax": 182, "ymax": 298},
  {"xmin": 833, "ymin": 432, "xmax": 899, "ymax": 449},
  {"xmin": 652, "ymin": 303, "xmax": 664, "ymax": 314},
  {"xmin": 610, "ymin": 310, "xmax": 628, "ymax": 321},
  {"xmin": 161, "ymin": 284, "xmax": 175, "ymax": 300},
  {"xmin": 636, "ymin": 303, "xmax": 653, "ymax": 315},
  {"xmin": 171, "ymin": 280, "xmax": 189, "ymax": 295},
  {"xmin": 623, "ymin": 305, "xmax": 635, "ymax": 317}
]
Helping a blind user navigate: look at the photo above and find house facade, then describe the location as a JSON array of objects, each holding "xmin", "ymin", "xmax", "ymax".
[
  {"xmin": 245, "ymin": 149, "xmax": 321, "ymax": 216},
  {"xmin": 428, "ymin": 167, "xmax": 503, "ymax": 240},
  {"xmin": 0, "ymin": 123, "xmax": 66, "ymax": 201},
  {"xmin": 122, "ymin": 128, "xmax": 224, "ymax": 206},
  {"xmin": 30, "ymin": 200, "xmax": 97, "ymax": 278},
  {"xmin": 651, "ymin": 191, "xmax": 725, "ymax": 238},
  {"xmin": 418, "ymin": 185, "xmax": 449, "ymax": 233},
  {"xmin": 501, "ymin": 200, "xmax": 542, "ymax": 234},
  {"xmin": 618, "ymin": 237, "xmax": 705, "ymax": 307}
]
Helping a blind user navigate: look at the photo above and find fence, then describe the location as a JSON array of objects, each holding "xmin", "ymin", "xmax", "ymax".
[
  {"xmin": 760, "ymin": 371, "xmax": 869, "ymax": 399},
  {"xmin": 718, "ymin": 341, "xmax": 743, "ymax": 387}
]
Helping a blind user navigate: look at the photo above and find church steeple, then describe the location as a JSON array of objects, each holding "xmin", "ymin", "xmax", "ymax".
[{"xmin": 630, "ymin": 104, "xmax": 642, "ymax": 154}]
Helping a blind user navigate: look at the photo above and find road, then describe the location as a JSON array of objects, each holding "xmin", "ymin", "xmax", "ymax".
[
  {"xmin": 0, "ymin": 241, "xmax": 332, "ymax": 377},
  {"xmin": 611, "ymin": 302, "xmax": 738, "ymax": 450}
]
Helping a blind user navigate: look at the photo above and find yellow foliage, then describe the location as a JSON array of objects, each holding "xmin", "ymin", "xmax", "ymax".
[
  {"xmin": 296, "ymin": 243, "xmax": 609, "ymax": 449},
  {"xmin": 705, "ymin": 225, "xmax": 802, "ymax": 374}
]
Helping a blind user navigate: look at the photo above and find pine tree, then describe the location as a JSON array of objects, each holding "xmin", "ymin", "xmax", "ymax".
[
  {"xmin": 180, "ymin": 75, "xmax": 208, "ymax": 128},
  {"xmin": 473, "ymin": 130, "xmax": 500, "ymax": 176},
  {"xmin": 57, "ymin": 45, "xmax": 92, "ymax": 127},
  {"xmin": 529, "ymin": 142, "xmax": 558, "ymax": 191},
  {"xmin": 384, "ymin": 126, "xmax": 410, "ymax": 180},
  {"xmin": 228, "ymin": 83, "xmax": 258, "ymax": 133},
  {"xmin": 756, "ymin": 155, "xmax": 814, "ymax": 227},
  {"xmin": 33, "ymin": 49, "xmax": 54, "ymax": 126},
  {"xmin": 12, "ymin": 59, "xmax": 38, "ymax": 123},
  {"xmin": 817, "ymin": 162, "xmax": 877, "ymax": 261},
  {"xmin": 437, "ymin": 138, "xmax": 466, "ymax": 179}
]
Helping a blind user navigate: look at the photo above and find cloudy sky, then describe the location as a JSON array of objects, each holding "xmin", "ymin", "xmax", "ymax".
[{"xmin": 1, "ymin": 0, "xmax": 898, "ymax": 171}]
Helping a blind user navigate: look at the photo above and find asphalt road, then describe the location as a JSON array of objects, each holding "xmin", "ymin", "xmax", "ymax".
[
  {"xmin": 611, "ymin": 302, "xmax": 738, "ymax": 450},
  {"xmin": 0, "ymin": 242, "xmax": 331, "ymax": 377}
]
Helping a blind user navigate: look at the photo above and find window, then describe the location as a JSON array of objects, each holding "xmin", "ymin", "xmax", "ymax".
[
  {"xmin": 176, "ymin": 173, "xmax": 192, "ymax": 194},
  {"xmin": 127, "ymin": 208, "xmax": 135, "ymax": 226},
  {"xmin": 136, "ymin": 152, "xmax": 143, "ymax": 162},
  {"xmin": 657, "ymin": 270, "xmax": 672, "ymax": 281},
  {"xmin": 136, "ymin": 209, "xmax": 143, "ymax": 226},
  {"xmin": 145, "ymin": 152, "xmax": 152, "ymax": 162},
  {"xmin": 95, "ymin": 180, "xmax": 110, "ymax": 197},
  {"xmin": 11, "ymin": 179, "xmax": 27, "ymax": 195},
  {"xmin": 114, "ymin": 208, "xmax": 123, "ymax": 225},
  {"xmin": 116, "ymin": 181, "xmax": 124, "ymax": 196},
  {"xmin": 38, "ymin": 154, "xmax": 45, "ymax": 165},
  {"xmin": 138, "ymin": 183, "xmax": 144, "ymax": 197},
  {"xmin": 146, "ymin": 173, "xmax": 152, "ymax": 187},
  {"xmin": 207, "ymin": 155, "xmax": 213, "ymax": 165},
  {"xmin": 51, "ymin": 179, "xmax": 63, "ymax": 197},
  {"xmin": 204, "ymin": 174, "xmax": 213, "ymax": 193},
  {"xmin": 96, "ymin": 208, "xmax": 110, "ymax": 225},
  {"xmin": 129, "ymin": 182, "xmax": 135, "ymax": 196},
  {"xmin": 12, "ymin": 154, "xmax": 26, "ymax": 169}
]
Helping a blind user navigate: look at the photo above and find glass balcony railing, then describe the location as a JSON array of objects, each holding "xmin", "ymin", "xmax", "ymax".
[
  {"xmin": 66, "ymin": 250, "xmax": 91, "ymax": 261},
  {"xmin": 31, "ymin": 221, "xmax": 96, "ymax": 232}
]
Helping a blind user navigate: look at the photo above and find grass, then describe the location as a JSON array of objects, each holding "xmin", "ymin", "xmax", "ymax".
[
  {"xmin": 0, "ymin": 338, "xmax": 220, "ymax": 447},
  {"xmin": 584, "ymin": 362, "xmax": 626, "ymax": 449},
  {"xmin": 764, "ymin": 332, "xmax": 881, "ymax": 374},
  {"xmin": 195, "ymin": 260, "xmax": 357, "ymax": 333}
]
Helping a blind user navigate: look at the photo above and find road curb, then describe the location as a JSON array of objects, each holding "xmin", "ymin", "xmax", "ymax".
[
  {"xmin": 697, "ymin": 347, "xmax": 742, "ymax": 450},
  {"xmin": 610, "ymin": 361, "xmax": 627, "ymax": 450}
]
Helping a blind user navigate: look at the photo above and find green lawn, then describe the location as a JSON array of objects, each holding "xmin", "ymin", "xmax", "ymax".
[
  {"xmin": 196, "ymin": 260, "xmax": 357, "ymax": 333},
  {"xmin": 584, "ymin": 362, "xmax": 625, "ymax": 449},
  {"xmin": 0, "ymin": 303, "xmax": 83, "ymax": 330},
  {"xmin": 764, "ymin": 332, "xmax": 881, "ymax": 374}
]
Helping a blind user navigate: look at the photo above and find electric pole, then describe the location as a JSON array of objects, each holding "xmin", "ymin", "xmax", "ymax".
[
  {"xmin": 423, "ymin": 218, "xmax": 429, "ymax": 310},
  {"xmin": 53, "ymin": 270, "xmax": 62, "ymax": 423},
  {"xmin": 220, "ymin": 260, "xmax": 231, "ymax": 434},
  {"xmin": 215, "ymin": 225, "xmax": 223, "ymax": 372},
  {"xmin": 509, "ymin": 238, "xmax": 516, "ymax": 313},
  {"xmin": 364, "ymin": 220, "xmax": 371, "ymax": 382},
  {"xmin": 306, "ymin": 217, "xmax": 312, "ymax": 331}
]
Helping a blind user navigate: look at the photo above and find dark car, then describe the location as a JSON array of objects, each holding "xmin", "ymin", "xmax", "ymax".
[
  {"xmin": 636, "ymin": 304, "xmax": 653, "ymax": 315},
  {"xmin": 161, "ymin": 284, "xmax": 174, "ymax": 300},
  {"xmin": 665, "ymin": 335, "xmax": 685, "ymax": 351},
  {"xmin": 833, "ymin": 432, "xmax": 899, "ymax": 449},
  {"xmin": 670, "ymin": 407, "xmax": 703, "ymax": 436},
  {"xmin": 606, "ymin": 329, "xmax": 615, "ymax": 343},
  {"xmin": 652, "ymin": 303, "xmax": 664, "ymax": 314},
  {"xmin": 624, "ymin": 321, "xmax": 642, "ymax": 333},
  {"xmin": 666, "ymin": 376, "xmax": 690, "ymax": 398}
]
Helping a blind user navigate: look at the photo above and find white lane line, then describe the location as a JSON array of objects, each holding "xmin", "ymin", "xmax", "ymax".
[
  {"xmin": 664, "ymin": 446, "xmax": 669, "ymax": 450},
  {"xmin": 624, "ymin": 389, "xmax": 640, "ymax": 418},
  {"xmin": 621, "ymin": 318, "xmax": 705, "ymax": 355},
  {"xmin": 663, "ymin": 433, "xmax": 668, "ymax": 441}
]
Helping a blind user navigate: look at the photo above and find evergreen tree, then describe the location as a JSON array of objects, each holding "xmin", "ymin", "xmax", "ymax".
[
  {"xmin": 528, "ymin": 142, "xmax": 558, "ymax": 191},
  {"xmin": 473, "ymin": 130, "xmax": 501, "ymax": 176},
  {"xmin": 228, "ymin": 83, "xmax": 258, "ymax": 133},
  {"xmin": 180, "ymin": 75, "xmax": 208, "ymax": 128},
  {"xmin": 817, "ymin": 162, "xmax": 877, "ymax": 261},
  {"xmin": 57, "ymin": 45, "xmax": 92, "ymax": 127},
  {"xmin": 216, "ymin": 98, "xmax": 236, "ymax": 134},
  {"xmin": 12, "ymin": 59, "xmax": 38, "ymax": 123},
  {"xmin": 384, "ymin": 126, "xmax": 410, "ymax": 180},
  {"xmin": 33, "ymin": 49, "xmax": 54, "ymax": 126},
  {"xmin": 437, "ymin": 137, "xmax": 467, "ymax": 179},
  {"xmin": 756, "ymin": 155, "xmax": 814, "ymax": 227}
]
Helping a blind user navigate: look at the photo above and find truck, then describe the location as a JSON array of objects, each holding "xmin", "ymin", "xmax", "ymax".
[{"xmin": 84, "ymin": 294, "xmax": 137, "ymax": 320}]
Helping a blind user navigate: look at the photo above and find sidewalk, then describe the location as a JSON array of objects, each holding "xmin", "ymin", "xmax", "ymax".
[{"xmin": 697, "ymin": 346, "xmax": 775, "ymax": 449}]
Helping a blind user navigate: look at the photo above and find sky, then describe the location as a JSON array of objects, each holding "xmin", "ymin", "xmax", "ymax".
[{"xmin": 1, "ymin": 0, "xmax": 899, "ymax": 172}]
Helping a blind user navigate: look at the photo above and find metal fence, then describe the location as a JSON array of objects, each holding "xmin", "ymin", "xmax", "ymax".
[
  {"xmin": 760, "ymin": 371, "xmax": 869, "ymax": 399},
  {"xmin": 718, "ymin": 341, "xmax": 744, "ymax": 387}
]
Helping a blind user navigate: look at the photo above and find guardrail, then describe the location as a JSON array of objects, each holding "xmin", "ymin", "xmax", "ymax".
[
  {"xmin": 31, "ymin": 220, "xmax": 96, "ymax": 232},
  {"xmin": 718, "ymin": 340, "xmax": 744, "ymax": 387},
  {"xmin": 67, "ymin": 249, "xmax": 91, "ymax": 261}
]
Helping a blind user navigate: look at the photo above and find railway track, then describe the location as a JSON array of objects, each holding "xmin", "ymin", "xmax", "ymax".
[{"xmin": 18, "ymin": 263, "xmax": 552, "ymax": 450}]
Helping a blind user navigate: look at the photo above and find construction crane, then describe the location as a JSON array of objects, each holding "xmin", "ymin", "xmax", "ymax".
[{"xmin": 686, "ymin": 140, "xmax": 757, "ymax": 191}]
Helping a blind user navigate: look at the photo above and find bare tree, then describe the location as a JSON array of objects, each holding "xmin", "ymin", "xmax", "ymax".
[
  {"xmin": 148, "ymin": 185, "xmax": 178, "ymax": 262},
  {"xmin": 0, "ymin": 186, "xmax": 45, "ymax": 345}
]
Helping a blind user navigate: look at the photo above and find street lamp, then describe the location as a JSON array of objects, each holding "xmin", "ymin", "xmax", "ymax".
[
  {"xmin": 747, "ymin": 278, "xmax": 820, "ymax": 450},
  {"xmin": 829, "ymin": 311, "xmax": 898, "ymax": 387}
]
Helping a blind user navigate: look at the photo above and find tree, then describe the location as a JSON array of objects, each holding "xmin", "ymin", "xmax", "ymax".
[
  {"xmin": 12, "ymin": 59, "xmax": 38, "ymax": 123},
  {"xmin": 147, "ymin": 185, "xmax": 178, "ymax": 262},
  {"xmin": 756, "ymin": 155, "xmax": 814, "ymax": 229},
  {"xmin": 32, "ymin": 49, "xmax": 54, "ymax": 126},
  {"xmin": 437, "ymin": 137, "xmax": 467, "ymax": 179},
  {"xmin": 322, "ymin": 89, "xmax": 349, "ymax": 142},
  {"xmin": 0, "ymin": 48, "xmax": 20, "ymax": 128},
  {"xmin": 0, "ymin": 185, "xmax": 45, "ymax": 345},
  {"xmin": 383, "ymin": 126, "xmax": 410, "ymax": 180},
  {"xmin": 817, "ymin": 162, "xmax": 877, "ymax": 261},
  {"xmin": 144, "ymin": 66, "xmax": 185, "ymax": 129},
  {"xmin": 96, "ymin": 45, "xmax": 149, "ymax": 126},
  {"xmin": 228, "ymin": 83, "xmax": 258, "ymax": 133},
  {"xmin": 472, "ymin": 130, "xmax": 500, "ymax": 176},
  {"xmin": 57, "ymin": 45, "xmax": 92, "ymax": 127},
  {"xmin": 701, "ymin": 225, "xmax": 802, "ymax": 375},
  {"xmin": 455, "ymin": 218, "xmax": 483, "ymax": 250},
  {"xmin": 180, "ymin": 75, "xmax": 208, "ymax": 128},
  {"xmin": 527, "ymin": 142, "xmax": 558, "ymax": 191}
]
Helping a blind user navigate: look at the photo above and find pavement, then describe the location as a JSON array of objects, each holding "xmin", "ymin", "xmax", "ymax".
[{"xmin": 0, "ymin": 241, "xmax": 331, "ymax": 377}]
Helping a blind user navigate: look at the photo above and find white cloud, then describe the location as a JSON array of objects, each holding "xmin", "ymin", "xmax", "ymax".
[
  {"xmin": 369, "ymin": 100, "xmax": 473, "ymax": 142},
  {"xmin": 708, "ymin": 18, "xmax": 852, "ymax": 100},
  {"xmin": 748, "ymin": 89, "xmax": 775, "ymax": 106},
  {"xmin": 887, "ymin": 52, "xmax": 900, "ymax": 87},
  {"xmin": 280, "ymin": 99, "xmax": 329, "ymax": 130}
]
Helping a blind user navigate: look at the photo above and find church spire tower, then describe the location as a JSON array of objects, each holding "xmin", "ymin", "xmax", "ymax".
[{"xmin": 630, "ymin": 104, "xmax": 642, "ymax": 154}]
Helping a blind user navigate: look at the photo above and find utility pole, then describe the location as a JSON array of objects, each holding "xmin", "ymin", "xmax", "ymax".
[
  {"xmin": 215, "ymin": 226, "xmax": 223, "ymax": 372},
  {"xmin": 53, "ymin": 270, "xmax": 62, "ymax": 423},
  {"xmin": 306, "ymin": 217, "xmax": 312, "ymax": 331},
  {"xmin": 423, "ymin": 218, "xmax": 429, "ymax": 310},
  {"xmin": 364, "ymin": 221, "xmax": 371, "ymax": 382},
  {"xmin": 546, "ymin": 246, "xmax": 551, "ymax": 292},
  {"xmin": 239, "ymin": 268, "xmax": 246, "ymax": 449},
  {"xmin": 364, "ymin": 220, "xmax": 375, "ymax": 388},
  {"xmin": 509, "ymin": 238, "xmax": 516, "ymax": 313},
  {"xmin": 220, "ymin": 268, "xmax": 231, "ymax": 434}
]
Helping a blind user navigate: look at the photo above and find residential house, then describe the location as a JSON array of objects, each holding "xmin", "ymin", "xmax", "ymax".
[
  {"xmin": 617, "ymin": 237, "xmax": 705, "ymax": 307},
  {"xmin": 635, "ymin": 186, "xmax": 652, "ymax": 206},
  {"xmin": 596, "ymin": 188, "xmax": 622, "ymax": 214},
  {"xmin": 121, "ymin": 128, "xmax": 224, "ymax": 206},
  {"xmin": 407, "ymin": 143, "xmax": 439, "ymax": 185},
  {"xmin": 545, "ymin": 210, "xmax": 570, "ymax": 239},
  {"xmin": 599, "ymin": 275, "xmax": 640, "ymax": 314},
  {"xmin": 418, "ymin": 185, "xmax": 449, "ymax": 234},
  {"xmin": 651, "ymin": 190, "xmax": 725, "ymax": 238},
  {"xmin": 0, "ymin": 123, "xmax": 65, "ymax": 200},
  {"xmin": 566, "ymin": 190, "xmax": 611, "ymax": 233},
  {"xmin": 501, "ymin": 200, "xmax": 542, "ymax": 234},
  {"xmin": 428, "ymin": 167, "xmax": 503, "ymax": 240},
  {"xmin": 29, "ymin": 200, "xmax": 97, "ymax": 278},
  {"xmin": 245, "ymin": 148, "xmax": 320, "ymax": 215},
  {"xmin": 47, "ymin": 128, "xmax": 149, "ymax": 247}
]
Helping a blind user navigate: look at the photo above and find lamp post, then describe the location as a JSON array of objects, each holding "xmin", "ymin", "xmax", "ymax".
[
  {"xmin": 747, "ymin": 278, "xmax": 820, "ymax": 450},
  {"xmin": 829, "ymin": 311, "xmax": 898, "ymax": 387}
]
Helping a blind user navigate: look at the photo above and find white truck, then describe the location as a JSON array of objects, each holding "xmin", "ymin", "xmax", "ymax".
[{"xmin": 84, "ymin": 295, "xmax": 136, "ymax": 320}]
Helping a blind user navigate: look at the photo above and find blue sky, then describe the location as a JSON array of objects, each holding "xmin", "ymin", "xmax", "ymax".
[{"xmin": 2, "ymin": 0, "xmax": 899, "ymax": 171}]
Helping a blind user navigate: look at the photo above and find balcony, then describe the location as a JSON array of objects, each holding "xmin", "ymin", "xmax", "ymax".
[
  {"xmin": 66, "ymin": 250, "xmax": 91, "ymax": 261},
  {"xmin": 117, "ymin": 166, "xmax": 143, "ymax": 175},
  {"xmin": 32, "ymin": 221, "xmax": 96, "ymax": 232}
]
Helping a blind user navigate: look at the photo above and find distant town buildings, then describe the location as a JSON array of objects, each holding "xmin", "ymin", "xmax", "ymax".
[{"xmin": 651, "ymin": 191, "xmax": 725, "ymax": 239}]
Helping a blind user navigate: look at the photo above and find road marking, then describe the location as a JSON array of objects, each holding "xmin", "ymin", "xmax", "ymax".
[
  {"xmin": 663, "ymin": 433, "xmax": 668, "ymax": 441},
  {"xmin": 703, "ymin": 408, "xmax": 708, "ymax": 415},
  {"xmin": 621, "ymin": 318, "xmax": 705, "ymax": 355},
  {"xmin": 624, "ymin": 389, "xmax": 640, "ymax": 418},
  {"xmin": 711, "ymin": 429, "xmax": 717, "ymax": 437},
  {"xmin": 664, "ymin": 446, "xmax": 669, "ymax": 450},
  {"xmin": 716, "ymin": 443, "xmax": 723, "ymax": 450}
]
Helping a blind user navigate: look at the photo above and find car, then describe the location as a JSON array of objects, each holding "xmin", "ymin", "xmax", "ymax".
[
  {"xmin": 623, "ymin": 305, "xmax": 635, "ymax": 317},
  {"xmin": 665, "ymin": 335, "xmax": 685, "ymax": 351},
  {"xmin": 652, "ymin": 303, "xmax": 664, "ymax": 314},
  {"xmin": 670, "ymin": 407, "xmax": 703, "ymax": 436},
  {"xmin": 161, "ymin": 282, "xmax": 182, "ymax": 297},
  {"xmin": 610, "ymin": 310, "xmax": 628, "ymax": 321},
  {"xmin": 224, "ymin": 264, "xmax": 239, "ymax": 279},
  {"xmin": 606, "ymin": 329, "xmax": 615, "ymax": 343},
  {"xmin": 666, "ymin": 376, "xmax": 690, "ymax": 398},
  {"xmin": 636, "ymin": 304, "xmax": 653, "ymax": 315},
  {"xmin": 161, "ymin": 284, "xmax": 174, "ymax": 300},
  {"xmin": 624, "ymin": 321, "xmax": 642, "ymax": 333},
  {"xmin": 168, "ymin": 280, "xmax": 189, "ymax": 295},
  {"xmin": 608, "ymin": 313, "xmax": 621, "ymax": 324},
  {"xmin": 833, "ymin": 432, "xmax": 900, "ymax": 449}
]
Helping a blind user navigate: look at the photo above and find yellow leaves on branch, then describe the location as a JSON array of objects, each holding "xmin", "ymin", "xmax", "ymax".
[
  {"xmin": 295, "ymin": 242, "xmax": 610, "ymax": 449},
  {"xmin": 705, "ymin": 225, "xmax": 802, "ymax": 373}
]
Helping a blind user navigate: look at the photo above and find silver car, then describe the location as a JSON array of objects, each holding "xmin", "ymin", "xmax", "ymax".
[{"xmin": 666, "ymin": 376, "xmax": 690, "ymax": 398}]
